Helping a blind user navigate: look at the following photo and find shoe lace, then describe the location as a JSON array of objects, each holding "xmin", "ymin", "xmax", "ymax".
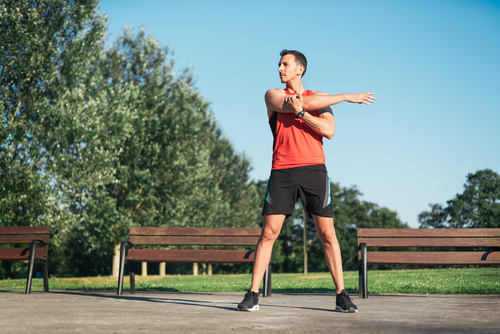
[
  {"xmin": 244, "ymin": 291, "xmax": 254, "ymax": 300},
  {"xmin": 338, "ymin": 291, "xmax": 353, "ymax": 304}
]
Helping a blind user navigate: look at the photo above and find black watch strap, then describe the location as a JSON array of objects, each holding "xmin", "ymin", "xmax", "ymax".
[{"xmin": 296, "ymin": 110, "xmax": 305, "ymax": 119}]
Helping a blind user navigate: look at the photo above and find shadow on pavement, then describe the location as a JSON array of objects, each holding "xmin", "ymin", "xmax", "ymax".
[{"xmin": 48, "ymin": 290, "xmax": 343, "ymax": 313}]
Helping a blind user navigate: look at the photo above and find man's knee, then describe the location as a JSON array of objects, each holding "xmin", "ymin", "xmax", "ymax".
[
  {"xmin": 260, "ymin": 214, "xmax": 285, "ymax": 243},
  {"xmin": 260, "ymin": 228, "xmax": 280, "ymax": 243},
  {"xmin": 318, "ymin": 230, "xmax": 338, "ymax": 246}
]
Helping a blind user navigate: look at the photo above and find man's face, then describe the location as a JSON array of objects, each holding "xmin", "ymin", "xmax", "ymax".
[{"xmin": 278, "ymin": 54, "xmax": 303, "ymax": 83}]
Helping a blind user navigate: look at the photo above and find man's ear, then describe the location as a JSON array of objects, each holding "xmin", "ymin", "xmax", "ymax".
[{"xmin": 298, "ymin": 66, "xmax": 304, "ymax": 77}]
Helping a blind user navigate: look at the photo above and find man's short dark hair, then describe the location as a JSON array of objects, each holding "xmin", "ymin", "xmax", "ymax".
[{"xmin": 280, "ymin": 49, "xmax": 307, "ymax": 77}]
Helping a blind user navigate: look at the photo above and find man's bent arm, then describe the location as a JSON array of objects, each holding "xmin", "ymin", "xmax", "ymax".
[
  {"xmin": 302, "ymin": 110, "xmax": 335, "ymax": 139},
  {"xmin": 285, "ymin": 92, "xmax": 335, "ymax": 139}
]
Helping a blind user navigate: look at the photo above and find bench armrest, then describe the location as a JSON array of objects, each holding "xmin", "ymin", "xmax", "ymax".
[
  {"xmin": 33, "ymin": 239, "xmax": 48, "ymax": 247},
  {"xmin": 121, "ymin": 240, "xmax": 134, "ymax": 250}
]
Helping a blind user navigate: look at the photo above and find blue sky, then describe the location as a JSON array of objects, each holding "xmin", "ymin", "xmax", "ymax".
[{"xmin": 100, "ymin": 0, "xmax": 500, "ymax": 228}]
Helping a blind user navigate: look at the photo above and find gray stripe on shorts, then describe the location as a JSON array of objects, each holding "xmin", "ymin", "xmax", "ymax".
[
  {"xmin": 323, "ymin": 175, "xmax": 331, "ymax": 208},
  {"xmin": 265, "ymin": 179, "xmax": 273, "ymax": 206}
]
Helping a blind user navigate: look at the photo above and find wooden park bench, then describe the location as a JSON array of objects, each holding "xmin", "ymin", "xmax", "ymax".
[
  {"xmin": 0, "ymin": 226, "xmax": 50, "ymax": 293},
  {"xmin": 117, "ymin": 227, "xmax": 271, "ymax": 296},
  {"xmin": 357, "ymin": 228, "xmax": 500, "ymax": 298}
]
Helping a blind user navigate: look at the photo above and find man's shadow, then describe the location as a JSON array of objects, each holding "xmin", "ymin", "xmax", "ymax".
[{"xmin": 48, "ymin": 290, "xmax": 348, "ymax": 313}]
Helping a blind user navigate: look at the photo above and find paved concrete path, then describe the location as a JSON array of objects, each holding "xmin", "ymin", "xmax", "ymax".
[{"xmin": 1, "ymin": 290, "xmax": 499, "ymax": 333}]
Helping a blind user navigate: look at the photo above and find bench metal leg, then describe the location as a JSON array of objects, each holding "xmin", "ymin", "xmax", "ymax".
[
  {"xmin": 358, "ymin": 246, "xmax": 362, "ymax": 298},
  {"xmin": 25, "ymin": 240, "xmax": 37, "ymax": 294},
  {"xmin": 117, "ymin": 241, "xmax": 127, "ymax": 295},
  {"xmin": 358, "ymin": 242, "xmax": 368, "ymax": 299},
  {"xmin": 263, "ymin": 263, "xmax": 271, "ymax": 297}
]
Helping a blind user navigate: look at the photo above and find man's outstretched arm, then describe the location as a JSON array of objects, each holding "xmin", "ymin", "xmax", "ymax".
[
  {"xmin": 303, "ymin": 92, "xmax": 375, "ymax": 110},
  {"xmin": 265, "ymin": 89, "xmax": 376, "ymax": 117}
]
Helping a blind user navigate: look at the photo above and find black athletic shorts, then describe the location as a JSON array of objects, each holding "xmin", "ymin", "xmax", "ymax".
[{"xmin": 262, "ymin": 164, "xmax": 333, "ymax": 218}]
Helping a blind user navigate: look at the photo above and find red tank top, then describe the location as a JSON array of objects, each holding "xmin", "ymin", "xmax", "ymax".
[{"xmin": 269, "ymin": 90, "xmax": 325, "ymax": 170}]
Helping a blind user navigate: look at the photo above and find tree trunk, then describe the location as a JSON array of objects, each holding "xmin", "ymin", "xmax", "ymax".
[
  {"xmin": 159, "ymin": 262, "xmax": 166, "ymax": 276},
  {"xmin": 112, "ymin": 243, "xmax": 120, "ymax": 277},
  {"xmin": 193, "ymin": 263, "xmax": 198, "ymax": 276},
  {"xmin": 303, "ymin": 209, "xmax": 308, "ymax": 274}
]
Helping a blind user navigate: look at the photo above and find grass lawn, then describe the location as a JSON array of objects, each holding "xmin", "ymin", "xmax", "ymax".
[{"xmin": 1, "ymin": 267, "xmax": 499, "ymax": 295}]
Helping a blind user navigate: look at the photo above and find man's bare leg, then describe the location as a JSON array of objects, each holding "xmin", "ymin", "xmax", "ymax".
[
  {"xmin": 249, "ymin": 214, "xmax": 286, "ymax": 292},
  {"xmin": 312, "ymin": 215, "xmax": 344, "ymax": 293},
  {"xmin": 313, "ymin": 214, "xmax": 358, "ymax": 312}
]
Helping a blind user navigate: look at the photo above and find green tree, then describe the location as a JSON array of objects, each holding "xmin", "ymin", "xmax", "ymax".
[
  {"xmin": 102, "ymin": 27, "xmax": 260, "ymax": 232},
  {"xmin": 43, "ymin": 52, "xmax": 136, "ymax": 277},
  {"xmin": 38, "ymin": 26, "xmax": 262, "ymax": 277},
  {"xmin": 101, "ymin": 28, "xmax": 261, "ymax": 275},
  {"xmin": 208, "ymin": 137, "xmax": 262, "ymax": 229},
  {"xmin": 0, "ymin": 0, "xmax": 106, "ymax": 226},
  {"xmin": 419, "ymin": 169, "xmax": 500, "ymax": 228}
]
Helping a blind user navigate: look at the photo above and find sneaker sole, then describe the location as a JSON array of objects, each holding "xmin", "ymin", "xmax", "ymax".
[
  {"xmin": 238, "ymin": 305, "xmax": 260, "ymax": 312},
  {"xmin": 335, "ymin": 306, "xmax": 358, "ymax": 313}
]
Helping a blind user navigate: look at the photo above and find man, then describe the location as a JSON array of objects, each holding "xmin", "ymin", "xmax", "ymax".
[{"xmin": 237, "ymin": 50, "xmax": 376, "ymax": 313}]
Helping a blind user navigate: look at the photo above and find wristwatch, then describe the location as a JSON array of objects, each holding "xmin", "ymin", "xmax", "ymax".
[{"xmin": 296, "ymin": 110, "xmax": 305, "ymax": 119}]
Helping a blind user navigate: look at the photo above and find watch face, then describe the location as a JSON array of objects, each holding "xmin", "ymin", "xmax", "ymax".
[{"xmin": 297, "ymin": 110, "xmax": 305, "ymax": 118}]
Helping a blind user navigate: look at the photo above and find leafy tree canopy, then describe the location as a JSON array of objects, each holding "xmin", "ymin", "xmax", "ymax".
[
  {"xmin": 0, "ymin": 0, "xmax": 107, "ymax": 226},
  {"xmin": 419, "ymin": 169, "xmax": 500, "ymax": 228}
]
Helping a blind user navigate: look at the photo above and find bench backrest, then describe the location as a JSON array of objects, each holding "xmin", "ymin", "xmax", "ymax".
[
  {"xmin": 129, "ymin": 227, "xmax": 261, "ymax": 246},
  {"xmin": 357, "ymin": 228, "xmax": 500, "ymax": 248},
  {"xmin": 0, "ymin": 226, "xmax": 50, "ymax": 245}
]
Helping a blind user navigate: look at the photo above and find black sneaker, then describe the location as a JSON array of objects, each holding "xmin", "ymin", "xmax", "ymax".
[
  {"xmin": 238, "ymin": 290, "xmax": 259, "ymax": 311},
  {"xmin": 335, "ymin": 289, "xmax": 358, "ymax": 313}
]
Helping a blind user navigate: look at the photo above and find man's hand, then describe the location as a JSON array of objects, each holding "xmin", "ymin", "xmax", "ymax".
[
  {"xmin": 284, "ymin": 94, "xmax": 303, "ymax": 115},
  {"xmin": 345, "ymin": 93, "xmax": 376, "ymax": 105}
]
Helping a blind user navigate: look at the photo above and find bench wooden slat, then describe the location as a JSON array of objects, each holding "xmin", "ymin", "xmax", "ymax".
[
  {"xmin": 0, "ymin": 248, "xmax": 48, "ymax": 261},
  {"xmin": 0, "ymin": 235, "xmax": 50, "ymax": 244},
  {"xmin": 359, "ymin": 251, "xmax": 500, "ymax": 265},
  {"xmin": 129, "ymin": 235, "xmax": 260, "ymax": 246},
  {"xmin": 127, "ymin": 249, "xmax": 256, "ymax": 263},
  {"xmin": 130, "ymin": 227, "xmax": 261, "ymax": 237},
  {"xmin": 357, "ymin": 228, "xmax": 500, "ymax": 238},
  {"xmin": 357, "ymin": 237, "xmax": 500, "ymax": 247},
  {"xmin": 0, "ymin": 226, "xmax": 50, "ymax": 235}
]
